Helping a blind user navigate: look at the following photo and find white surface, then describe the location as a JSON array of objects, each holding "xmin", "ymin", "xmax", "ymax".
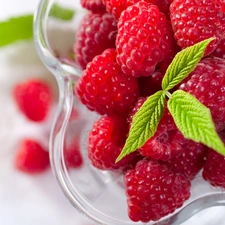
[
  {"xmin": 1, "ymin": 1, "xmax": 225, "ymax": 225},
  {"xmin": 0, "ymin": 1, "xmax": 92, "ymax": 225}
]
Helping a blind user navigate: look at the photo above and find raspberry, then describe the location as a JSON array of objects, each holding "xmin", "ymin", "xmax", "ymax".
[
  {"xmin": 64, "ymin": 139, "xmax": 83, "ymax": 169},
  {"xmin": 88, "ymin": 115, "xmax": 137, "ymax": 170},
  {"xmin": 116, "ymin": 1, "xmax": 174, "ymax": 77},
  {"xmin": 75, "ymin": 48, "xmax": 140, "ymax": 116},
  {"xmin": 73, "ymin": 12, "xmax": 117, "ymax": 69},
  {"xmin": 211, "ymin": 38, "xmax": 225, "ymax": 59},
  {"xmin": 164, "ymin": 140, "xmax": 207, "ymax": 180},
  {"xmin": 13, "ymin": 79, "xmax": 52, "ymax": 122},
  {"xmin": 158, "ymin": 21, "xmax": 182, "ymax": 73},
  {"xmin": 125, "ymin": 159, "xmax": 191, "ymax": 222},
  {"xmin": 170, "ymin": 0, "xmax": 225, "ymax": 55},
  {"xmin": 102, "ymin": 0, "xmax": 172, "ymax": 19},
  {"xmin": 179, "ymin": 57, "xmax": 225, "ymax": 132},
  {"xmin": 15, "ymin": 139, "xmax": 50, "ymax": 174},
  {"xmin": 80, "ymin": 0, "xmax": 106, "ymax": 13},
  {"xmin": 128, "ymin": 97, "xmax": 183, "ymax": 161},
  {"xmin": 202, "ymin": 132, "xmax": 225, "ymax": 188},
  {"xmin": 140, "ymin": 128, "xmax": 185, "ymax": 161}
]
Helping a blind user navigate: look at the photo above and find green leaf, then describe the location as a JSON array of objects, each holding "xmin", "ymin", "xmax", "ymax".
[
  {"xmin": 0, "ymin": 4, "xmax": 75, "ymax": 47},
  {"xmin": 162, "ymin": 37, "xmax": 214, "ymax": 91},
  {"xmin": 49, "ymin": 3, "xmax": 75, "ymax": 21},
  {"xmin": 0, "ymin": 15, "xmax": 33, "ymax": 47},
  {"xmin": 168, "ymin": 90, "xmax": 225, "ymax": 156},
  {"xmin": 116, "ymin": 90, "xmax": 166, "ymax": 162}
]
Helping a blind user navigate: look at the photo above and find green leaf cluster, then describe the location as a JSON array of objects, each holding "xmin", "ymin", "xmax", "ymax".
[{"xmin": 117, "ymin": 37, "xmax": 225, "ymax": 162}]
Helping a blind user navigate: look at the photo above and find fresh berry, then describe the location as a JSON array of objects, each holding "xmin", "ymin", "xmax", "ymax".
[
  {"xmin": 116, "ymin": 1, "xmax": 174, "ymax": 77},
  {"xmin": 73, "ymin": 12, "xmax": 117, "ymax": 69},
  {"xmin": 13, "ymin": 79, "xmax": 52, "ymax": 122},
  {"xmin": 125, "ymin": 159, "xmax": 191, "ymax": 222},
  {"xmin": 164, "ymin": 140, "xmax": 207, "ymax": 180},
  {"xmin": 139, "ymin": 128, "xmax": 185, "ymax": 161},
  {"xmin": 170, "ymin": 0, "xmax": 225, "ymax": 55},
  {"xmin": 138, "ymin": 70, "xmax": 164, "ymax": 97},
  {"xmin": 15, "ymin": 139, "xmax": 50, "ymax": 174},
  {"xmin": 202, "ymin": 149, "xmax": 225, "ymax": 188},
  {"xmin": 202, "ymin": 132, "xmax": 225, "ymax": 188},
  {"xmin": 88, "ymin": 115, "xmax": 137, "ymax": 170},
  {"xmin": 75, "ymin": 48, "xmax": 140, "ymax": 116},
  {"xmin": 128, "ymin": 97, "xmax": 183, "ymax": 161},
  {"xmin": 102, "ymin": 0, "xmax": 172, "ymax": 19},
  {"xmin": 64, "ymin": 139, "xmax": 83, "ymax": 169},
  {"xmin": 80, "ymin": 0, "xmax": 106, "ymax": 13},
  {"xmin": 158, "ymin": 20, "xmax": 182, "ymax": 73},
  {"xmin": 211, "ymin": 38, "xmax": 225, "ymax": 59},
  {"xmin": 179, "ymin": 57, "xmax": 225, "ymax": 132}
]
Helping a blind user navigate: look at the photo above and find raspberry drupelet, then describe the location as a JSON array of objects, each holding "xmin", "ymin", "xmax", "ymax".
[
  {"xmin": 73, "ymin": 12, "xmax": 117, "ymax": 69},
  {"xmin": 179, "ymin": 56, "xmax": 225, "ymax": 132},
  {"xmin": 116, "ymin": 1, "xmax": 174, "ymax": 77},
  {"xmin": 75, "ymin": 48, "xmax": 140, "ymax": 116},
  {"xmin": 170, "ymin": 0, "xmax": 225, "ymax": 56},
  {"xmin": 125, "ymin": 159, "xmax": 191, "ymax": 222}
]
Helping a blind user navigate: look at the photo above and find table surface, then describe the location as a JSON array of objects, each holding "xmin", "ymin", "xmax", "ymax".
[{"xmin": 0, "ymin": 1, "xmax": 225, "ymax": 225}]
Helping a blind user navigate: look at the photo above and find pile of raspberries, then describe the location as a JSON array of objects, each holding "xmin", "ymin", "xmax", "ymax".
[{"xmin": 73, "ymin": 0, "xmax": 225, "ymax": 223}]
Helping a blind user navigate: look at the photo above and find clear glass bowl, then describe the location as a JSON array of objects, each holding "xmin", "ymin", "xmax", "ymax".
[{"xmin": 33, "ymin": 1, "xmax": 225, "ymax": 224}]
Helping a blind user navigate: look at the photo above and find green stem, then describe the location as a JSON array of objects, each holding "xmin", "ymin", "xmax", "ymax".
[{"xmin": 164, "ymin": 90, "xmax": 172, "ymax": 99}]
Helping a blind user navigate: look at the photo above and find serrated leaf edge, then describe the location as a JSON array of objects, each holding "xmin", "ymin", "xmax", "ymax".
[
  {"xmin": 162, "ymin": 37, "xmax": 215, "ymax": 91},
  {"xmin": 168, "ymin": 90, "xmax": 225, "ymax": 155},
  {"xmin": 116, "ymin": 90, "xmax": 166, "ymax": 162}
]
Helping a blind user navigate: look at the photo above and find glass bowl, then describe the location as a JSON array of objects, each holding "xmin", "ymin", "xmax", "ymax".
[{"xmin": 33, "ymin": 1, "xmax": 225, "ymax": 224}]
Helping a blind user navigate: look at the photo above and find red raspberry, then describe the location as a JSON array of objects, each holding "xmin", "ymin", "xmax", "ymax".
[
  {"xmin": 129, "ymin": 98, "xmax": 183, "ymax": 161},
  {"xmin": 75, "ymin": 48, "xmax": 140, "ymax": 116},
  {"xmin": 164, "ymin": 140, "xmax": 207, "ymax": 180},
  {"xmin": 116, "ymin": 1, "xmax": 174, "ymax": 77},
  {"xmin": 13, "ymin": 79, "xmax": 52, "ymax": 122},
  {"xmin": 170, "ymin": 0, "xmax": 225, "ymax": 56},
  {"xmin": 73, "ymin": 12, "xmax": 117, "ymax": 69},
  {"xmin": 125, "ymin": 159, "xmax": 191, "ymax": 222},
  {"xmin": 64, "ymin": 139, "xmax": 83, "ymax": 169},
  {"xmin": 15, "ymin": 139, "xmax": 50, "ymax": 174},
  {"xmin": 202, "ymin": 131, "xmax": 225, "ymax": 188},
  {"xmin": 211, "ymin": 38, "xmax": 225, "ymax": 59},
  {"xmin": 80, "ymin": 0, "xmax": 106, "ymax": 13},
  {"xmin": 179, "ymin": 57, "xmax": 225, "ymax": 132},
  {"xmin": 158, "ymin": 20, "xmax": 182, "ymax": 73},
  {"xmin": 88, "ymin": 115, "xmax": 137, "ymax": 170},
  {"xmin": 140, "ymin": 127, "xmax": 185, "ymax": 161},
  {"xmin": 102, "ymin": 0, "xmax": 172, "ymax": 19}
]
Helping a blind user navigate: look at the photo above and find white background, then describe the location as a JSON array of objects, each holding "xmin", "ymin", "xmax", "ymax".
[
  {"xmin": 0, "ymin": 1, "xmax": 225, "ymax": 225},
  {"xmin": 0, "ymin": 1, "xmax": 92, "ymax": 225}
]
